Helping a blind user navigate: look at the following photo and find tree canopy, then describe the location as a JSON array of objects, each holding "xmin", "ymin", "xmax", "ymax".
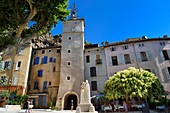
[
  {"xmin": 0, "ymin": 0, "xmax": 69, "ymax": 51},
  {"xmin": 104, "ymin": 67, "xmax": 164, "ymax": 100}
]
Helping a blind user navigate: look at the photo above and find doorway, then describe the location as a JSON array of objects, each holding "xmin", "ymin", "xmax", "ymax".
[{"xmin": 64, "ymin": 94, "xmax": 77, "ymax": 110}]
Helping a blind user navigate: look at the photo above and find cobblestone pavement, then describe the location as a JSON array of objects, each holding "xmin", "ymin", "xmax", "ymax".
[{"xmin": 0, "ymin": 108, "xmax": 160, "ymax": 113}]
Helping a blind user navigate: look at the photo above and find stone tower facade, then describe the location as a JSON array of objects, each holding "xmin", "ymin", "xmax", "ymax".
[{"xmin": 56, "ymin": 18, "xmax": 85, "ymax": 110}]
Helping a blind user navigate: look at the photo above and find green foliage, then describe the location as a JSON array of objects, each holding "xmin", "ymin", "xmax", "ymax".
[
  {"xmin": 148, "ymin": 79, "xmax": 164, "ymax": 99},
  {"xmin": 0, "ymin": 90, "xmax": 9, "ymax": 99},
  {"xmin": 8, "ymin": 90, "xmax": 27, "ymax": 105},
  {"xmin": 104, "ymin": 67, "xmax": 160, "ymax": 100},
  {"xmin": 48, "ymin": 101, "xmax": 53, "ymax": 108},
  {"xmin": 0, "ymin": 80, "xmax": 5, "ymax": 85},
  {"xmin": 0, "ymin": 0, "xmax": 69, "ymax": 49}
]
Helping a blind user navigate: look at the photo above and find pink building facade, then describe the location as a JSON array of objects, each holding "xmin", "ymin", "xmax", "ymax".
[{"xmin": 104, "ymin": 37, "xmax": 170, "ymax": 98}]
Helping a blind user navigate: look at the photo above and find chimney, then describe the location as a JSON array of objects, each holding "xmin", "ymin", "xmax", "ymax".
[
  {"xmin": 163, "ymin": 35, "xmax": 168, "ymax": 38},
  {"xmin": 142, "ymin": 36, "xmax": 147, "ymax": 40},
  {"xmin": 101, "ymin": 42, "xmax": 104, "ymax": 46},
  {"xmin": 105, "ymin": 40, "xmax": 109, "ymax": 45}
]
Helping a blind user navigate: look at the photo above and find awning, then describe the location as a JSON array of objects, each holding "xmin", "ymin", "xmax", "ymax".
[{"xmin": 164, "ymin": 91, "xmax": 170, "ymax": 95}]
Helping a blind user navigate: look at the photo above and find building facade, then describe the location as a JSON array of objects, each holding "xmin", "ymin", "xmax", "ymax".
[
  {"xmin": 27, "ymin": 46, "xmax": 61, "ymax": 108},
  {"xmin": 0, "ymin": 6, "xmax": 170, "ymax": 109},
  {"xmin": 0, "ymin": 44, "xmax": 32, "ymax": 94},
  {"xmin": 103, "ymin": 37, "xmax": 170, "ymax": 98},
  {"xmin": 84, "ymin": 45, "xmax": 107, "ymax": 96}
]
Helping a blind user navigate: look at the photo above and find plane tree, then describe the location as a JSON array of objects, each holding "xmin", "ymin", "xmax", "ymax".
[
  {"xmin": 104, "ymin": 67, "xmax": 164, "ymax": 100},
  {"xmin": 0, "ymin": 0, "xmax": 69, "ymax": 52}
]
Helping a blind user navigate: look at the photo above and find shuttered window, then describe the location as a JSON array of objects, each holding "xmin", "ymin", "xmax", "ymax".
[
  {"xmin": 34, "ymin": 57, "xmax": 39, "ymax": 64},
  {"xmin": 38, "ymin": 70, "xmax": 43, "ymax": 77},
  {"xmin": 90, "ymin": 67, "xmax": 96, "ymax": 77}
]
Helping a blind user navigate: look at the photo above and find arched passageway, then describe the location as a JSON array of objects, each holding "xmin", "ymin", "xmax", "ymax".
[{"xmin": 64, "ymin": 94, "xmax": 77, "ymax": 110}]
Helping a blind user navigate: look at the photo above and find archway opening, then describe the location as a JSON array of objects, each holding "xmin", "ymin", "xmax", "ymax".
[{"xmin": 64, "ymin": 94, "xmax": 77, "ymax": 110}]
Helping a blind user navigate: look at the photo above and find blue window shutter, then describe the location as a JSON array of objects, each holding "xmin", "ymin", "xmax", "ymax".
[
  {"xmin": 43, "ymin": 81, "xmax": 47, "ymax": 90},
  {"xmin": 38, "ymin": 70, "xmax": 43, "ymax": 77},
  {"xmin": 44, "ymin": 56, "xmax": 48, "ymax": 64},
  {"xmin": 50, "ymin": 57, "xmax": 53, "ymax": 62},
  {"xmin": 35, "ymin": 57, "xmax": 39, "ymax": 64}
]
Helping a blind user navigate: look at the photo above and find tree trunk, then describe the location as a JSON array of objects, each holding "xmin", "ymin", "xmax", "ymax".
[{"xmin": 126, "ymin": 97, "xmax": 131, "ymax": 111}]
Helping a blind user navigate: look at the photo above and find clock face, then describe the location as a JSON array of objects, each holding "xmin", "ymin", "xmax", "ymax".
[{"xmin": 71, "ymin": 27, "xmax": 76, "ymax": 32}]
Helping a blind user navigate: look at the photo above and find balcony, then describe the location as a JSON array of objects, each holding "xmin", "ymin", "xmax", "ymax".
[{"xmin": 96, "ymin": 59, "xmax": 102, "ymax": 65}]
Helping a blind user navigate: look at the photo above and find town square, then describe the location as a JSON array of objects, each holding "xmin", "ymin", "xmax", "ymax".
[{"xmin": 0, "ymin": 0, "xmax": 170, "ymax": 113}]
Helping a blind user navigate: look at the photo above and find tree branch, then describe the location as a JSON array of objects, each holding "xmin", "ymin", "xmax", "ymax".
[{"xmin": 15, "ymin": 0, "xmax": 37, "ymax": 38}]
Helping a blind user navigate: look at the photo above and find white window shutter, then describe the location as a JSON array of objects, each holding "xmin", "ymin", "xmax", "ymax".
[
  {"xmin": 0, "ymin": 61, "xmax": 5, "ymax": 70},
  {"xmin": 7, "ymin": 61, "xmax": 12, "ymax": 70},
  {"xmin": 119, "ymin": 54, "xmax": 124, "ymax": 65},
  {"xmin": 147, "ymin": 50, "xmax": 152, "ymax": 61},
  {"xmin": 160, "ymin": 51, "xmax": 165, "ymax": 61},
  {"xmin": 13, "ymin": 75, "xmax": 18, "ymax": 85},
  {"xmin": 138, "ymin": 52, "xmax": 142, "ymax": 62},
  {"xmin": 5, "ymin": 76, "xmax": 9, "ymax": 85},
  {"xmin": 130, "ymin": 53, "xmax": 135, "ymax": 64},
  {"xmin": 165, "ymin": 68, "xmax": 170, "ymax": 79},
  {"xmin": 108, "ymin": 56, "xmax": 112, "ymax": 66}
]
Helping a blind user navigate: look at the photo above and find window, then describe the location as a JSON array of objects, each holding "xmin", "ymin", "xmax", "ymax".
[
  {"xmin": 96, "ymin": 54, "xmax": 102, "ymax": 64},
  {"xmin": 91, "ymin": 81, "xmax": 97, "ymax": 91},
  {"xmin": 18, "ymin": 47, "xmax": 24, "ymax": 55},
  {"xmin": 162, "ymin": 50, "xmax": 170, "ymax": 60},
  {"xmin": 160, "ymin": 42, "xmax": 165, "ymax": 45},
  {"xmin": 67, "ymin": 76, "xmax": 71, "ymax": 80},
  {"xmin": 145, "ymin": 69, "xmax": 151, "ymax": 72},
  {"xmin": 68, "ymin": 36, "xmax": 72, "ymax": 40},
  {"xmin": 49, "ymin": 57, "xmax": 53, "ymax": 62},
  {"xmin": 38, "ymin": 95, "xmax": 46, "ymax": 106},
  {"xmin": 111, "ymin": 56, "xmax": 118, "ymax": 66},
  {"xmin": 33, "ymin": 51, "xmax": 36, "ymax": 55},
  {"xmin": 43, "ymin": 81, "xmax": 47, "ymax": 90},
  {"xmin": 57, "ymin": 49, "xmax": 60, "ymax": 53},
  {"xmin": 34, "ymin": 57, "xmax": 39, "ymax": 64},
  {"xmin": 111, "ymin": 46, "xmax": 116, "ymax": 51},
  {"xmin": 167, "ymin": 67, "xmax": 170, "ymax": 79},
  {"xmin": 138, "ymin": 43, "xmax": 144, "ymax": 47},
  {"xmin": 53, "ymin": 58, "xmax": 56, "ymax": 62},
  {"xmin": 53, "ymin": 67, "xmax": 55, "ymax": 72},
  {"xmin": 49, "ymin": 81, "xmax": 51, "ymax": 85},
  {"xmin": 123, "ymin": 45, "xmax": 128, "ymax": 50},
  {"xmin": 68, "ymin": 50, "xmax": 71, "ymax": 53},
  {"xmin": 38, "ymin": 70, "xmax": 43, "ymax": 77},
  {"xmin": 0, "ymin": 76, "xmax": 7, "ymax": 85},
  {"xmin": 49, "ymin": 57, "xmax": 56, "ymax": 62},
  {"xmin": 4, "ymin": 61, "xmax": 11, "ymax": 70},
  {"xmin": 140, "ymin": 52, "xmax": 148, "ymax": 61},
  {"xmin": 124, "ymin": 54, "xmax": 131, "ymax": 64},
  {"xmin": 90, "ymin": 67, "xmax": 96, "ymax": 77},
  {"xmin": 41, "ymin": 56, "xmax": 48, "ymax": 64},
  {"xmin": 34, "ymin": 81, "xmax": 38, "ymax": 90},
  {"xmin": 42, "ymin": 50, "xmax": 45, "ymax": 54},
  {"xmin": 68, "ymin": 62, "xmax": 71, "ymax": 66},
  {"xmin": 86, "ymin": 55, "xmax": 90, "ymax": 63},
  {"xmin": 16, "ymin": 61, "xmax": 21, "ymax": 70}
]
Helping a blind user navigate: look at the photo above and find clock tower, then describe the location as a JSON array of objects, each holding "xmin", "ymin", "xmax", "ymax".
[{"xmin": 56, "ymin": 3, "xmax": 85, "ymax": 110}]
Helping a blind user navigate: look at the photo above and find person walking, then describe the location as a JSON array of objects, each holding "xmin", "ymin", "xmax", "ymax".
[
  {"xmin": 25, "ymin": 99, "xmax": 30, "ymax": 113},
  {"xmin": 123, "ymin": 101, "xmax": 128, "ymax": 113},
  {"xmin": 29, "ymin": 99, "xmax": 34, "ymax": 113},
  {"xmin": 70, "ymin": 100, "xmax": 74, "ymax": 111}
]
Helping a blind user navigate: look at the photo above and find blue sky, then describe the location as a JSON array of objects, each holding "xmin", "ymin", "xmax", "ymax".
[{"xmin": 51, "ymin": 0, "xmax": 170, "ymax": 44}]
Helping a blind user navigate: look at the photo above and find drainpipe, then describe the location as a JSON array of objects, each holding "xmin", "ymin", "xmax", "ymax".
[{"xmin": 132, "ymin": 42, "xmax": 140, "ymax": 69}]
